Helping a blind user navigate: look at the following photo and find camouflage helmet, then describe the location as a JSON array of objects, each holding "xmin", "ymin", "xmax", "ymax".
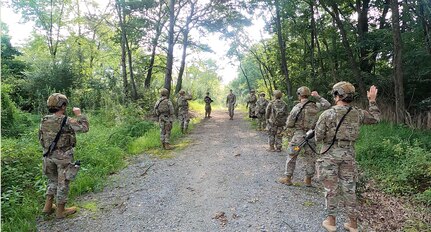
[
  {"xmin": 259, "ymin": 92, "xmax": 266, "ymax": 97},
  {"xmin": 47, "ymin": 93, "xmax": 68, "ymax": 109},
  {"xmin": 273, "ymin": 90, "xmax": 283, "ymax": 99},
  {"xmin": 332, "ymin": 81, "xmax": 355, "ymax": 99},
  {"xmin": 250, "ymin": 89, "xmax": 255, "ymax": 93},
  {"xmin": 179, "ymin": 89, "xmax": 185, "ymax": 95},
  {"xmin": 160, "ymin": 88, "xmax": 169, "ymax": 96},
  {"xmin": 296, "ymin": 86, "xmax": 311, "ymax": 97}
]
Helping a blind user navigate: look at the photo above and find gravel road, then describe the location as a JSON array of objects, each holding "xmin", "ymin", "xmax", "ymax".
[{"xmin": 38, "ymin": 110, "xmax": 346, "ymax": 232}]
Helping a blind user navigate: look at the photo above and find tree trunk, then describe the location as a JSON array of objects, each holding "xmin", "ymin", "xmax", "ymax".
[
  {"xmin": 116, "ymin": 0, "xmax": 129, "ymax": 99},
  {"xmin": 309, "ymin": 0, "xmax": 316, "ymax": 80},
  {"xmin": 274, "ymin": 0, "xmax": 292, "ymax": 97},
  {"xmin": 357, "ymin": 0, "xmax": 374, "ymax": 74},
  {"xmin": 164, "ymin": 0, "xmax": 175, "ymax": 97},
  {"xmin": 239, "ymin": 62, "xmax": 251, "ymax": 91},
  {"xmin": 390, "ymin": 0, "xmax": 406, "ymax": 123},
  {"xmin": 125, "ymin": 37, "xmax": 138, "ymax": 100}
]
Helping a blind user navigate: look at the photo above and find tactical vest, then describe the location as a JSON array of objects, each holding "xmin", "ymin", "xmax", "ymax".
[
  {"xmin": 157, "ymin": 98, "xmax": 170, "ymax": 115},
  {"xmin": 177, "ymin": 96, "xmax": 189, "ymax": 112},
  {"xmin": 326, "ymin": 107, "xmax": 361, "ymax": 142},
  {"xmin": 255, "ymin": 99, "xmax": 268, "ymax": 114},
  {"xmin": 249, "ymin": 94, "xmax": 257, "ymax": 103},
  {"xmin": 297, "ymin": 102, "xmax": 319, "ymax": 130},
  {"xmin": 40, "ymin": 115, "xmax": 76, "ymax": 150}
]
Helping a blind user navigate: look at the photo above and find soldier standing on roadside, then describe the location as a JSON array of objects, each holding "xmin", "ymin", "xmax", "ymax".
[
  {"xmin": 39, "ymin": 93, "xmax": 89, "ymax": 219},
  {"xmin": 279, "ymin": 87, "xmax": 330, "ymax": 186},
  {"xmin": 154, "ymin": 88, "xmax": 175, "ymax": 150},
  {"xmin": 177, "ymin": 90, "xmax": 192, "ymax": 134},
  {"xmin": 226, "ymin": 89, "xmax": 236, "ymax": 120},
  {"xmin": 204, "ymin": 92, "xmax": 213, "ymax": 118},
  {"xmin": 316, "ymin": 82, "xmax": 380, "ymax": 232},
  {"xmin": 265, "ymin": 90, "xmax": 289, "ymax": 152},
  {"xmin": 255, "ymin": 92, "xmax": 269, "ymax": 130},
  {"xmin": 246, "ymin": 89, "xmax": 257, "ymax": 118}
]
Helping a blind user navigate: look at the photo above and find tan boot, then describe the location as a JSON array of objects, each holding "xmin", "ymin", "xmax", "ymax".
[
  {"xmin": 42, "ymin": 195, "xmax": 55, "ymax": 215},
  {"xmin": 267, "ymin": 145, "xmax": 275, "ymax": 152},
  {"xmin": 278, "ymin": 175, "xmax": 293, "ymax": 186},
  {"xmin": 164, "ymin": 143, "xmax": 173, "ymax": 150},
  {"xmin": 344, "ymin": 217, "xmax": 358, "ymax": 232},
  {"xmin": 56, "ymin": 203, "xmax": 77, "ymax": 219},
  {"xmin": 304, "ymin": 176, "xmax": 312, "ymax": 187},
  {"xmin": 322, "ymin": 215, "xmax": 336, "ymax": 232}
]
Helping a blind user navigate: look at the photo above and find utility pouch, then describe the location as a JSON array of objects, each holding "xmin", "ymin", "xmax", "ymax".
[{"xmin": 65, "ymin": 161, "xmax": 81, "ymax": 181}]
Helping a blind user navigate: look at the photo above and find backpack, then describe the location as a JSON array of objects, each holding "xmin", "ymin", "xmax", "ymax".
[
  {"xmin": 272, "ymin": 100, "xmax": 288, "ymax": 126},
  {"xmin": 157, "ymin": 99, "xmax": 170, "ymax": 115},
  {"xmin": 256, "ymin": 99, "xmax": 267, "ymax": 114}
]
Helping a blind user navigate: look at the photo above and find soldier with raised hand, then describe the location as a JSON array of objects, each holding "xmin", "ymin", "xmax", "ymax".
[
  {"xmin": 246, "ymin": 89, "xmax": 257, "ymax": 118},
  {"xmin": 316, "ymin": 82, "xmax": 380, "ymax": 232},
  {"xmin": 204, "ymin": 92, "xmax": 213, "ymax": 118},
  {"xmin": 279, "ymin": 86, "xmax": 330, "ymax": 186},
  {"xmin": 226, "ymin": 89, "xmax": 236, "ymax": 120},
  {"xmin": 39, "ymin": 93, "xmax": 89, "ymax": 219},
  {"xmin": 154, "ymin": 88, "xmax": 175, "ymax": 150},
  {"xmin": 177, "ymin": 90, "xmax": 192, "ymax": 134},
  {"xmin": 255, "ymin": 92, "xmax": 269, "ymax": 130},
  {"xmin": 265, "ymin": 90, "xmax": 289, "ymax": 152}
]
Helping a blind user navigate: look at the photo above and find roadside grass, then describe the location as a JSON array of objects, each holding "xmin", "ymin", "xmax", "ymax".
[{"xmin": 1, "ymin": 102, "xmax": 205, "ymax": 232}]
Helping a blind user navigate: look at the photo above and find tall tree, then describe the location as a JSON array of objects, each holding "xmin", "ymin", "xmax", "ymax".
[{"xmin": 164, "ymin": 0, "xmax": 175, "ymax": 96}]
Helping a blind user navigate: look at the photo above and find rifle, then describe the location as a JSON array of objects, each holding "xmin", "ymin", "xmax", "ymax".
[{"xmin": 293, "ymin": 129, "xmax": 315, "ymax": 152}]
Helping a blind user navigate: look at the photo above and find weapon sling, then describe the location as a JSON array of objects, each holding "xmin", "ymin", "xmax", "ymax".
[
  {"xmin": 43, "ymin": 116, "xmax": 68, "ymax": 157},
  {"xmin": 320, "ymin": 106, "xmax": 352, "ymax": 155},
  {"xmin": 293, "ymin": 100, "xmax": 314, "ymax": 125}
]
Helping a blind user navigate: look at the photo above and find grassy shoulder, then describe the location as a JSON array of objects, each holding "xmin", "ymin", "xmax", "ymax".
[{"xmin": 1, "ymin": 101, "xmax": 205, "ymax": 232}]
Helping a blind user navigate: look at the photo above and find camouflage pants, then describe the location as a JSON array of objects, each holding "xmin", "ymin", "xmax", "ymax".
[
  {"xmin": 248, "ymin": 103, "xmax": 256, "ymax": 117},
  {"xmin": 43, "ymin": 149, "xmax": 74, "ymax": 204},
  {"xmin": 178, "ymin": 112, "xmax": 190, "ymax": 130},
  {"xmin": 228, "ymin": 104, "xmax": 235, "ymax": 118},
  {"xmin": 285, "ymin": 132, "xmax": 316, "ymax": 177},
  {"xmin": 256, "ymin": 113, "xmax": 266, "ymax": 130},
  {"xmin": 159, "ymin": 119, "xmax": 172, "ymax": 143},
  {"xmin": 268, "ymin": 124, "xmax": 284, "ymax": 149},
  {"xmin": 318, "ymin": 146, "xmax": 357, "ymax": 218},
  {"xmin": 205, "ymin": 105, "xmax": 211, "ymax": 117}
]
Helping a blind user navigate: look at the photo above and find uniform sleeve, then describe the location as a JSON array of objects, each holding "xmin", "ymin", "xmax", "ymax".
[
  {"xmin": 154, "ymin": 99, "xmax": 160, "ymax": 115},
  {"xmin": 233, "ymin": 95, "xmax": 237, "ymax": 105},
  {"xmin": 314, "ymin": 110, "xmax": 330, "ymax": 143},
  {"xmin": 360, "ymin": 101, "xmax": 381, "ymax": 125},
  {"xmin": 38, "ymin": 120, "xmax": 44, "ymax": 146},
  {"xmin": 169, "ymin": 101, "xmax": 175, "ymax": 118},
  {"xmin": 315, "ymin": 96, "xmax": 331, "ymax": 111},
  {"xmin": 265, "ymin": 102, "xmax": 272, "ymax": 119},
  {"xmin": 68, "ymin": 115, "xmax": 89, "ymax": 133},
  {"xmin": 285, "ymin": 105, "xmax": 300, "ymax": 128}
]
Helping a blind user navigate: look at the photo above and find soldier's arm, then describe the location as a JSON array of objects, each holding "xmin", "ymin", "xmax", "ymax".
[
  {"xmin": 265, "ymin": 103, "xmax": 272, "ymax": 119},
  {"xmin": 285, "ymin": 106, "xmax": 299, "ymax": 128},
  {"xmin": 68, "ymin": 115, "xmax": 89, "ymax": 133},
  {"xmin": 360, "ymin": 101, "xmax": 381, "ymax": 125},
  {"xmin": 38, "ymin": 121, "xmax": 44, "ymax": 146},
  {"xmin": 316, "ymin": 96, "xmax": 331, "ymax": 111},
  {"xmin": 314, "ymin": 111, "xmax": 329, "ymax": 143}
]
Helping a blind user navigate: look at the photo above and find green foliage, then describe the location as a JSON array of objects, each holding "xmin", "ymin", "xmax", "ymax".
[{"xmin": 356, "ymin": 122, "xmax": 431, "ymax": 205}]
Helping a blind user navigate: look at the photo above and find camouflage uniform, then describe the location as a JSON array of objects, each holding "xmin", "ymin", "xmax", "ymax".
[
  {"xmin": 40, "ymin": 115, "xmax": 89, "ymax": 204},
  {"xmin": 284, "ymin": 95, "xmax": 330, "ymax": 179},
  {"xmin": 177, "ymin": 93, "xmax": 192, "ymax": 132},
  {"xmin": 154, "ymin": 94, "xmax": 175, "ymax": 145},
  {"xmin": 246, "ymin": 91, "xmax": 257, "ymax": 118},
  {"xmin": 254, "ymin": 94, "xmax": 269, "ymax": 130},
  {"xmin": 226, "ymin": 91, "xmax": 236, "ymax": 119},
  {"xmin": 266, "ymin": 92, "xmax": 288, "ymax": 151},
  {"xmin": 204, "ymin": 94, "xmax": 213, "ymax": 118},
  {"xmin": 315, "ymin": 86, "xmax": 380, "ymax": 224}
]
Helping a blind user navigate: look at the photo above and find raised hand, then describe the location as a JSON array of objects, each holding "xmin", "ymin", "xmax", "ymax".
[
  {"xmin": 367, "ymin": 85, "xmax": 378, "ymax": 102},
  {"xmin": 311, "ymin": 91, "xmax": 320, "ymax": 97},
  {"xmin": 72, "ymin": 107, "xmax": 82, "ymax": 116}
]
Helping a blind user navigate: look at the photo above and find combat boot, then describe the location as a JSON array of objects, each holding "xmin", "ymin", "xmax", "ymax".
[
  {"xmin": 344, "ymin": 217, "xmax": 358, "ymax": 232},
  {"xmin": 56, "ymin": 203, "xmax": 77, "ymax": 219},
  {"xmin": 267, "ymin": 144, "xmax": 275, "ymax": 152},
  {"xmin": 322, "ymin": 216, "xmax": 336, "ymax": 232},
  {"xmin": 304, "ymin": 176, "xmax": 312, "ymax": 187},
  {"xmin": 164, "ymin": 143, "xmax": 173, "ymax": 150},
  {"xmin": 278, "ymin": 175, "xmax": 292, "ymax": 185},
  {"xmin": 42, "ymin": 195, "xmax": 55, "ymax": 215}
]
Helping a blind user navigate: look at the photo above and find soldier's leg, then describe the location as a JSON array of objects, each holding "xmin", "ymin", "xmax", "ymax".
[
  {"xmin": 339, "ymin": 158, "xmax": 358, "ymax": 222},
  {"xmin": 267, "ymin": 126, "xmax": 276, "ymax": 151},
  {"xmin": 304, "ymin": 144, "xmax": 317, "ymax": 177},
  {"xmin": 208, "ymin": 107, "xmax": 211, "ymax": 117},
  {"xmin": 43, "ymin": 158, "xmax": 57, "ymax": 213},
  {"xmin": 285, "ymin": 134, "xmax": 302, "ymax": 176},
  {"xmin": 165, "ymin": 121, "xmax": 172, "ymax": 144},
  {"xmin": 274, "ymin": 127, "xmax": 283, "ymax": 151},
  {"xmin": 159, "ymin": 120, "xmax": 166, "ymax": 146},
  {"xmin": 184, "ymin": 114, "xmax": 190, "ymax": 131},
  {"xmin": 320, "ymin": 157, "xmax": 341, "ymax": 218},
  {"xmin": 56, "ymin": 162, "xmax": 70, "ymax": 205}
]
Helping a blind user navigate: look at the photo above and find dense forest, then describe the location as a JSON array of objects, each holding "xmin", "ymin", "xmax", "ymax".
[{"xmin": 1, "ymin": 0, "xmax": 431, "ymax": 231}]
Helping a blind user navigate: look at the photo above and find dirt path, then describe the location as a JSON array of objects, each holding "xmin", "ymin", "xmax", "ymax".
[{"xmin": 38, "ymin": 110, "xmax": 336, "ymax": 232}]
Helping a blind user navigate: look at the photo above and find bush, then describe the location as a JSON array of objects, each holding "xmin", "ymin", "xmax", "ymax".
[{"xmin": 356, "ymin": 122, "xmax": 431, "ymax": 205}]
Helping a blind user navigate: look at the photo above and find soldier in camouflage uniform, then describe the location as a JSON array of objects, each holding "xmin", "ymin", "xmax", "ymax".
[
  {"xmin": 39, "ymin": 93, "xmax": 89, "ymax": 219},
  {"xmin": 254, "ymin": 92, "xmax": 269, "ymax": 130},
  {"xmin": 315, "ymin": 82, "xmax": 380, "ymax": 232},
  {"xmin": 154, "ymin": 88, "xmax": 175, "ymax": 150},
  {"xmin": 279, "ymin": 87, "xmax": 330, "ymax": 186},
  {"xmin": 266, "ymin": 90, "xmax": 289, "ymax": 152},
  {"xmin": 177, "ymin": 90, "xmax": 192, "ymax": 133},
  {"xmin": 246, "ymin": 89, "xmax": 257, "ymax": 118},
  {"xmin": 226, "ymin": 89, "xmax": 236, "ymax": 120},
  {"xmin": 204, "ymin": 92, "xmax": 214, "ymax": 118}
]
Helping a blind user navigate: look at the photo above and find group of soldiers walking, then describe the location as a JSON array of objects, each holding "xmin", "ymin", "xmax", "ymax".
[{"xmin": 39, "ymin": 81, "xmax": 379, "ymax": 232}]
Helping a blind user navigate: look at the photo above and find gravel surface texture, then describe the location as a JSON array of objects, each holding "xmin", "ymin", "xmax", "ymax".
[{"xmin": 38, "ymin": 110, "xmax": 348, "ymax": 232}]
